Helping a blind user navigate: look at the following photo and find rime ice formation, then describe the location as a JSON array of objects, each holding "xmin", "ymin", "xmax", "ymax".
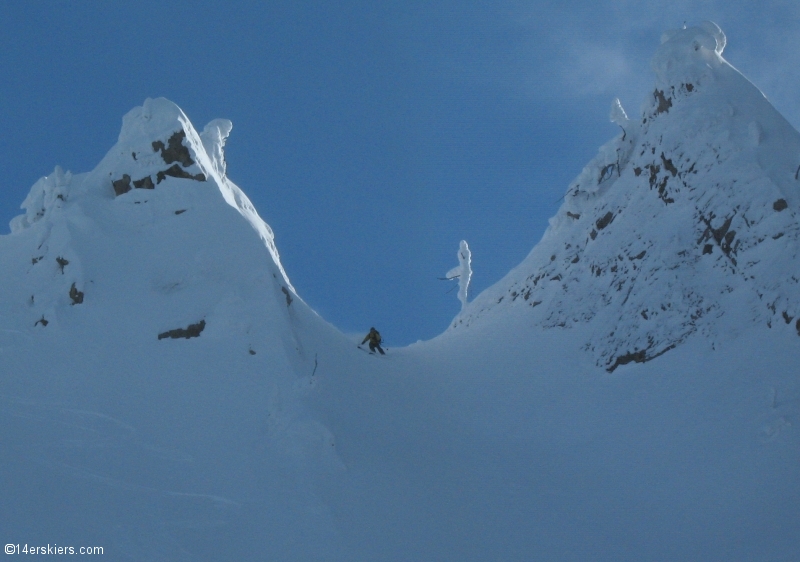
[
  {"xmin": 445, "ymin": 239, "xmax": 472, "ymax": 309},
  {"xmin": 458, "ymin": 21, "xmax": 800, "ymax": 371},
  {"xmin": 609, "ymin": 97, "xmax": 629, "ymax": 129}
]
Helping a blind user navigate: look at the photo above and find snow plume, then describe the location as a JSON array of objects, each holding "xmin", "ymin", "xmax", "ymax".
[{"xmin": 446, "ymin": 240, "xmax": 472, "ymax": 310}]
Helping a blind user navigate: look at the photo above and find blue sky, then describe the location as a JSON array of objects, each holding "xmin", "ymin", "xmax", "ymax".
[{"xmin": 2, "ymin": 1, "xmax": 799, "ymax": 345}]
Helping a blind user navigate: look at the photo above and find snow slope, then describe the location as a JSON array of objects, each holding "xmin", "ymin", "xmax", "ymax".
[{"xmin": 1, "ymin": 22, "xmax": 798, "ymax": 561}]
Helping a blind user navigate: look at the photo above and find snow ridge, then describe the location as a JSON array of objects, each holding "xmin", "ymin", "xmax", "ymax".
[{"xmin": 457, "ymin": 22, "xmax": 800, "ymax": 371}]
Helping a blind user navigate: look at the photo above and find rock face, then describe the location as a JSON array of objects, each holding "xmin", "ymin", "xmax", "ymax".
[
  {"xmin": 112, "ymin": 128, "xmax": 207, "ymax": 196},
  {"xmin": 152, "ymin": 130, "xmax": 195, "ymax": 167},
  {"xmin": 68, "ymin": 283, "xmax": 84, "ymax": 305},
  {"xmin": 158, "ymin": 319, "xmax": 206, "ymax": 339},
  {"xmin": 457, "ymin": 22, "xmax": 800, "ymax": 371}
]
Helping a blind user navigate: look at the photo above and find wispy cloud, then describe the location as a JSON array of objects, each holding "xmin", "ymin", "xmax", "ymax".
[
  {"xmin": 730, "ymin": 24, "xmax": 800, "ymax": 130},
  {"xmin": 560, "ymin": 45, "xmax": 633, "ymax": 97},
  {"xmin": 503, "ymin": 0, "xmax": 800, "ymax": 126}
]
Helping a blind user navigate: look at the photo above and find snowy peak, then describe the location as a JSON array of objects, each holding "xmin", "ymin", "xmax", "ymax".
[
  {"xmin": 103, "ymin": 98, "xmax": 235, "ymax": 198},
  {"xmin": 10, "ymin": 98, "xmax": 215, "ymax": 232},
  {"xmin": 458, "ymin": 23, "xmax": 800, "ymax": 371},
  {"xmin": 1, "ymin": 98, "xmax": 313, "ymax": 352},
  {"xmin": 9, "ymin": 98, "xmax": 293, "ymax": 288},
  {"xmin": 99, "ymin": 97, "xmax": 228, "ymax": 201}
]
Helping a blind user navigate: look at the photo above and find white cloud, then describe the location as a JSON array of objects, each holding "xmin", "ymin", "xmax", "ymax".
[
  {"xmin": 504, "ymin": 0, "xmax": 800, "ymax": 129},
  {"xmin": 560, "ymin": 45, "xmax": 633, "ymax": 97}
]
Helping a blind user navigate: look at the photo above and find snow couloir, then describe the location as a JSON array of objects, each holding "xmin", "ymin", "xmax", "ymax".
[{"xmin": 1, "ymin": 22, "xmax": 799, "ymax": 562}]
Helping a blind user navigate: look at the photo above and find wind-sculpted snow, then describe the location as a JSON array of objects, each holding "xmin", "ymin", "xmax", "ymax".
[
  {"xmin": 457, "ymin": 22, "xmax": 800, "ymax": 371},
  {"xmin": 445, "ymin": 240, "xmax": 472, "ymax": 310}
]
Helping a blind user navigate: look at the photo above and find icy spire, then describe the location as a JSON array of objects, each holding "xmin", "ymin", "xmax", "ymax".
[
  {"xmin": 200, "ymin": 118, "xmax": 233, "ymax": 180},
  {"xmin": 446, "ymin": 240, "xmax": 472, "ymax": 310}
]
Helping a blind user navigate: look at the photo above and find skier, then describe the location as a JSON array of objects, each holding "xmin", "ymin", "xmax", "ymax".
[{"xmin": 361, "ymin": 327, "xmax": 385, "ymax": 355}]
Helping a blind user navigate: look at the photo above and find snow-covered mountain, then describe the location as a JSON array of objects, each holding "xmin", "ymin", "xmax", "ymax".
[
  {"xmin": 1, "ymin": 22, "xmax": 798, "ymax": 561},
  {"xmin": 0, "ymin": 97, "xmax": 349, "ymax": 558},
  {"xmin": 458, "ymin": 21, "xmax": 800, "ymax": 371}
]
